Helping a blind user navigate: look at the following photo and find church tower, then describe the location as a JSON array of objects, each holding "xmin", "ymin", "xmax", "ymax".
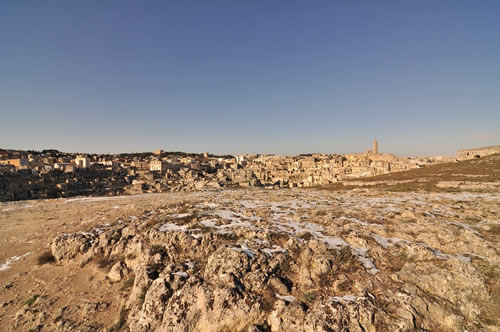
[{"xmin": 373, "ymin": 139, "xmax": 379, "ymax": 154}]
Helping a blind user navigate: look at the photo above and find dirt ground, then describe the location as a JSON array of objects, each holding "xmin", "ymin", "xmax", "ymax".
[{"xmin": 0, "ymin": 193, "xmax": 192, "ymax": 331}]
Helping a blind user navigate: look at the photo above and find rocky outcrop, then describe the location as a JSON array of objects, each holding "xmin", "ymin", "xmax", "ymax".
[{"xmin": 49, "ymin": 189, "xmax": 500, "ymax": 331}]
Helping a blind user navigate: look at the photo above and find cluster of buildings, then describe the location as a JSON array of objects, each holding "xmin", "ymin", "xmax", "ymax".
[
  {"xmin": 214, "ymin": 140, "xmax": 453, "ymax": 188},
  {"xmin": 1, "ymin": 141, "xmax": 495, "ymax": 202}
]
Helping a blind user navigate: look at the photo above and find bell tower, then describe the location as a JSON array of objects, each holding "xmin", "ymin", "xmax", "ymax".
[{"xmin": 373, "ymin": 139, "xmax": 379, "ymax": 154}]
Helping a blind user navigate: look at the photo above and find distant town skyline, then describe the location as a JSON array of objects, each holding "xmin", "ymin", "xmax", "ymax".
[{"xmin": 1, "ymin": 1, "xmax": 499, "ymax": 156}]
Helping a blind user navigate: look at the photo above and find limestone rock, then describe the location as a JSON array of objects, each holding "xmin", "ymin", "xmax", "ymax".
[{"xmin": 108, "ymin": 262, "xmax": 128, "ymax": 282}]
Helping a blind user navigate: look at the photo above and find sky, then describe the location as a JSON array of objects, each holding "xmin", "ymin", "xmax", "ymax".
[{"xmin": 1, "ymin": 1, "xmax": 499, "ymax": 156}]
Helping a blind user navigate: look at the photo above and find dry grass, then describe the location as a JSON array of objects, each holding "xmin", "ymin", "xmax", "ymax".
[
  {"xmin": 472, "ymin": 258, "xmax": 500, "ymax": 327},
  {"xmin": 107, "ymin": 307, "xmax": 129, "ymax": 332},
  {"xmin": 150, "ymin": 245, "xmax": 166, "ymax": 257},
  {"xmin": 120, "ymin": 277, "xmax": 135, "ymax": 291},
  {"xmin": 303, "ymin": 291, "xmax": 318, "ymax": 303},
  {"xmin": 96, "ymin": 255, "xmax": 122, "ymax": 270},
  {"xmin": 319, "ymin": 154, "xmax": 500, "ymax": 193},
  {"xmin": 298, "ymin": 232, "xmax": 313, "ymax": 241},
  {"xmin": 329, "ymin": 247, "xmax": 359, "ymax": 273}
]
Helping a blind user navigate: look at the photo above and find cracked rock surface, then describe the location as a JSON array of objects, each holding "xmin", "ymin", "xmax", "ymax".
[
  {"xmin": 0, "ymin": 185, "xmax": 499, "ymax": 331},
  {"xmin": 34, "ymin": 189, "xmax": 499, "ymax": 331}
]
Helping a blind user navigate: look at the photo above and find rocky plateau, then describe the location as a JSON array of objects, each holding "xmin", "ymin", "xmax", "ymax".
[{"xmin": 0, "ymin": 184, "xmax": 498, "ymax": 331}]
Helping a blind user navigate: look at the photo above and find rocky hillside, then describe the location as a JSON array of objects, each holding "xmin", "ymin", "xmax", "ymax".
[
  {"xmin": 18, "ymin": 188, "xmax": 496, "ymax": 331},
  {"xmin": 323, "ymin": 153, "xmax": 500, "ymax": 192}
]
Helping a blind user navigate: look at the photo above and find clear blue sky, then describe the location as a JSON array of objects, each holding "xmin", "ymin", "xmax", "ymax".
[{"xmin": 1, "ymin": 1, "xmax": 499, "ymax": 156}]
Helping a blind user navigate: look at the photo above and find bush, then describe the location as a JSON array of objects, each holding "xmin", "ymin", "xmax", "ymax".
[
  {"xmin": 120, "ymin": 277, "xmax": 135, "ymax": 291},
  {"xmin": 24, "ymin": 294, "xmax": 40, "ymax": 306},
  {"xmin": 150, "ymin": 245, "xmax": 166, "ymax": 257},
  {"xmin": 108, "ymin": 307, "xmax": 129, "ymax": 332},
  {"xmin": 37, "ymin": 251, "xmax": 55, "ymax": 265}
]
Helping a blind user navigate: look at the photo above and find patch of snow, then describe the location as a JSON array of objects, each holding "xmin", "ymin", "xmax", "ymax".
[
  {"xmin": 463, "ymin": 252, "xmax": 489, "ymax": 260},
  {"xmin": 372, "ymin": 234, "xmax": 390, "ymax": 247},
  {"xmin": 0, "ymin": 253, "xmax": 31, "ymax": 272},
  {"xmin": 276, "ymin": 294, "xmax": 296, "ymax": 302},
  {"xmin": 356, "ymin": 256, "xmax": 380, "ymax": 275},
  {"xmin": 230, "ymin": 244, "xmax": 256, "ymax": 258},
  {"xmin": 173, "ymin": 271, "xmax": 189, "ymax": 279},
  {"xmin": 441, "ymin": 220, "xmax": 481, "ymax": 236},
  {"xmin": 197, "ymin": 202, "xmax": 219, "ymax": 209},
  {"xmin": 159, "ymin": 223, "xmax": 188, "ymax": 232},
  {"xmin": 184, "ymin": 262, "xmax": 195, "ymax": 269},
  {"xmin": 417, "ymin": 243, "xmax": 450, "ymax": 259},
  {"xmin": 273, "ymin": 219, "xmax": 379, "ymax": 275},
  {"xmin": 171, "ymin": 213, "xmax": 191, "ymax": 218},
  {"xmin": 329, "ymin": 295, "xmax": 366, "ymax": 303},
  {"xmin": 261, "ymin": 246, "xmax": 287, "ymax": 257},
  {"xmin": 457, "ymin": 255, "xmax": 471, "ymax": 263}
]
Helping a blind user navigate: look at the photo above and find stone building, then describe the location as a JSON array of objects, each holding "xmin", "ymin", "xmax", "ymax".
[
  {"xmin": 150, "ymin": 160, "xmax": 169, "ymax": 172},
  {"xmin": 7, "ymin": 158, "xmax": 29, "ymax": 168},
  {"xmin": 456, "ymin": 145, "xmax": 500, "ymax": 160},
  {"xmin": 75, "ymin": 155, "xmax": 90, "ymax": 168}
]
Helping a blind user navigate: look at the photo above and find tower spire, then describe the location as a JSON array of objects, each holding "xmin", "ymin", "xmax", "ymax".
[{"xmin": 373, "ymin": 139, "xmax": 379, "ymax": 154}]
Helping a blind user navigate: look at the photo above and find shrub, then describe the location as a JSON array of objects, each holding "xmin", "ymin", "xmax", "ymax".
[
  {"xmin": 304, "ymin": 291, "xmax": 318, "ymax": 302},
  {"xmin": 150, "ymin": 245, "xmax": 166, "ymax": 257},
  {"xmin": 108, "ymin": 307, "xmax": 129, "ymax": 332},
  {"xmin": 120, "ymin": 277, "xmax": 135, "ymax": 291},
  {"xmin": 299, "ymin": 232, "xmax": 313, "ymax": 241},
  {"xmin": 24, "ymin": 294, "xmax": 40, "ymax": 306},
  {"xmin": 37, "ymin": 251, "xmax": 55, "ymax": 265}
]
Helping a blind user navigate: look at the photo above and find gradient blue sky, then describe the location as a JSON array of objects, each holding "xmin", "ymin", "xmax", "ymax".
[{"xmin": 1, "ymin": 1, "xmax": 499, "ymax": 156}]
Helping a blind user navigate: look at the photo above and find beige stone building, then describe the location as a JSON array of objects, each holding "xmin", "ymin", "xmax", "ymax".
[
  {"xmin": 456, "ymin": 145, "xmax": 500, "ymax": 160},
  {"xmin": 75, "ymin": 155, "xmax": 90, "ymax": 168},
  {"xmin": 150, "ymin": 160, "xmax": 169, "ymax": 172}
]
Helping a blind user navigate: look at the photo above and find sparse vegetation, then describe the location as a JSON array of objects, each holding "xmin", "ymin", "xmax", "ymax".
[
  {"xmin": 260, "ymin": 288, "xmax": 276, "ymax": 313},
  {"xmin": 145, "ymin": 218, "xmax": 164, "ymax": 229},
  {"xmin": 336, "ymin": 279, "xmax": 353, "ymax": 292},
  {"xmin": 299, "ymin": 232, "xmax": 313, "ymax": 241},
  {"xmin": 176, "ymin": 213, "xmax": 198, "ymax": 224},
  {"xmin": 96, "ymin": 255, "xmax": 120, "ymax": 270},
  {"xmin": 329, "ymin": 247, "xmax": 359, "ymax": 273},
  {"xmin": 120, "ymin": 277, "xmax": 135, "ymax": 291},
  {"xmin": 138, "ymin": 286, "xmax": 149, "ymax": 307},
  {"xmin": 37, "ymin": 251, "xmax": 55, "ymax": 265},
  {"xmin": 304, "ymin": 291, "xmax": 318, "ymax": 302},
  {"xmin": 107, "ymin": 307, "xmax": 129, "ymax": 332},
  {"xmin": 24, "ymin": 294, "xmax": 40, "ymax": 306},
  {"xmin": 471, "ymin": 259, "xmax": 500, "ymax": 327},
  {"xmin": 267, "ymin": 231, "xmax": 290, "ymax": 244},
  {"xmin": 150, "ymin": 245, "xmax": 166, "ymax": 257},
  {"xmin": 320, "ymin": 154, "xmax": 500, "ymax": 193},
  {"xmin": 215, "ymin": 232, "xmax": 238, "ymax": 241},
  {"xmin": 146, "ymin": 263, "xmax": 164, "ymax": 280},
  {"xmin": 315, "ymin": 209, "xmax": 328, "ymax": 216}
]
